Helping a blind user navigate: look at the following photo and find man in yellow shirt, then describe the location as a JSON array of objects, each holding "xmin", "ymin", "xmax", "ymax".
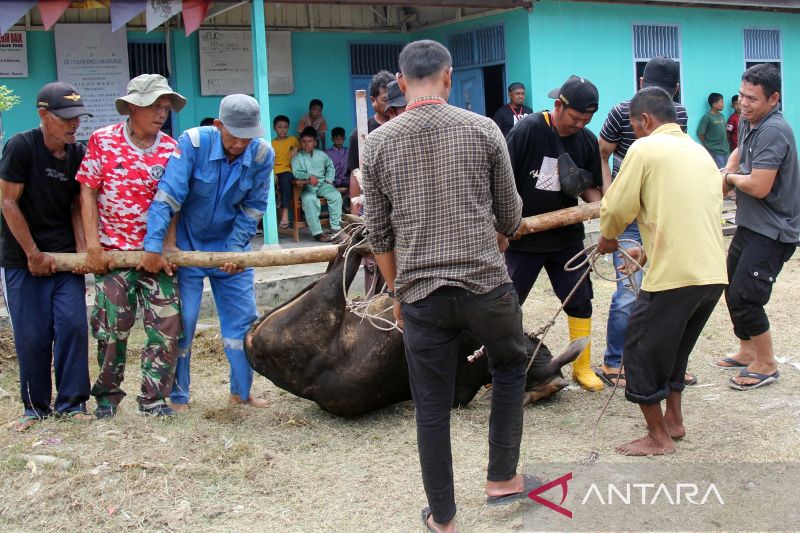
[
  {"xmin": 271, "ymin": 115, "xmax": 300, "ymax": 228},
  {"xmin": 598, "ymin": 87, "xmax": 727, "ymax": 456}
]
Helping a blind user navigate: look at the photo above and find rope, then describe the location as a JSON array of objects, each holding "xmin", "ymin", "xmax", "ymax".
[
  {"xmin": 335, "ymin": 224, "xmax": 403, "ymax": 333},
  {"xmin": 465, "ymin": 240, "xmax": 644, "ymax": 464}
]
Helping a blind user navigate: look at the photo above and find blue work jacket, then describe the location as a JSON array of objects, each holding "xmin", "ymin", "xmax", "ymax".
[{"xmin": 144, "ymin": 126, "xmax": 274, "ymax": 254}]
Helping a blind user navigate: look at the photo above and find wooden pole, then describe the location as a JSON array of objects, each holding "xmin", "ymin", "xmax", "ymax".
[
  {"xmin": 50, "ymin": 247, "xmax": 340, "ymax": 271},
  {"xmin": 51, "ymin": 202, "xmax": 601, "ymax": 271}
]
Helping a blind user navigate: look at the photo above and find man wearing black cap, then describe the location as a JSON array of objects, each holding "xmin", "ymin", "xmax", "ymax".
[
  {"xmin": 505, "ymin": 74, "xmax": 605, "ymax": 392},
  {"xmin": 0, "ymin": 82, "xmax": 93, "ymax": 430},
  {"xmin": 493, "ymin": 82, "xmax": 532, "ymax": 136},
  {"xmin": 597, "ymin": 56, "xmax": 692, "ymax": 388}
]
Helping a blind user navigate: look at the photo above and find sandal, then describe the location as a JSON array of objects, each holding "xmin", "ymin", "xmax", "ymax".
[
  {"xmin": 55, "ymin": 410, "xmax": 94, "ymax": 421},
  {"xmin": 279, "ymin": 221, "xmax": 290, "ymax": 229},
  {"xmin": 13, "ymin": 415, "xmax": 40, "ymax": 432}
]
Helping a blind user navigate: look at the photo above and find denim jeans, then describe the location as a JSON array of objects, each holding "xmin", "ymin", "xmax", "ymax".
[
  {"xmin": 604, "ymin": 222, "xmax": 643, "ymax": 369},
  {"xmin": 401, "ymin": 283, "xmax": 527, "ymax": 525},
  {"xmin": 710, "ymin": 150, "xmax": 728, "ymax": 169}
]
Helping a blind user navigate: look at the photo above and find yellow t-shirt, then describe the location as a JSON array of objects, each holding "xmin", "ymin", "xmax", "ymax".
[
  {"xmin": 600, "ymin": 123, "xmax": 728, "ymax": 292},
  {"xmin": 271, "ymin": 136, "xmax": 300, "ymax": 174}
]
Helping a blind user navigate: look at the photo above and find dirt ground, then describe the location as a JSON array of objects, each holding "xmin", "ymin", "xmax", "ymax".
[{"xmin": 0, "ymin": 248, "xmax": 798, "ymax": 532}]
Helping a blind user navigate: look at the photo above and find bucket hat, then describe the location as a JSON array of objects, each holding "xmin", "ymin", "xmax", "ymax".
[{"xmin": 115, "ymin": 74, "xmax": 187, "ymax": 115}]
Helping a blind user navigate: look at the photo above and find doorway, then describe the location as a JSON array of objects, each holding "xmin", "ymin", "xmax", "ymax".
[{"xmin": 483, "ymin": 64, "xmax": 506, "ymax": 119}]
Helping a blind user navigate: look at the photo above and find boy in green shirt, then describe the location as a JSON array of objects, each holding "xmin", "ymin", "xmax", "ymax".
[
  {"xmin": 697, "ymin": 92, "xmax": 728, "ymax": 167},
  {"xmin": 291, "ymin": 126, "xmax": 342, "ymax": 242}
]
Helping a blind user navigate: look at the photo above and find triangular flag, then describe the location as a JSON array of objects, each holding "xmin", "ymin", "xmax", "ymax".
[
  {"xmin": 146, "ymin": 0, "xmax": 179, "ymax": 33},
  {"xmin": 182, "ymin": 0, "xmax": 210, "ymax": 36},
  {"xmin": 39, "ymin": 0, "xmax": 73, "ymax": 31},
  {"xmin": 111, "ymin": 0, "xmax": 146, "ymax": 32},
  {"xmin": 0, "ymin": 1, "xmax": 36, "ymax": 36}
]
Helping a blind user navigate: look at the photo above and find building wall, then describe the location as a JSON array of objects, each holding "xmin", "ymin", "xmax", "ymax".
[
  {"xmin": 416, "ymin": 9, "xmax": 532, "ymax": 109},
  {"xmin": 2, "ymin": 2, "xmax": 799, "ymax": 143},
  {"xmin": 525, "ymin": 0, "xmax": 800, "ymax": 137}
]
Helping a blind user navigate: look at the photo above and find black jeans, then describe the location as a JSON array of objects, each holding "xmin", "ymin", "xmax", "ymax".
[{"xmin": 401, "ymin": 283, "xmax": 527, "ymax": 524}]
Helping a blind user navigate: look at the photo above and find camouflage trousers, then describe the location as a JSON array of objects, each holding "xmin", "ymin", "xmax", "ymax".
[{"xmin": 90, "ymin": 269, "xmax": 182, "ymax": 409}]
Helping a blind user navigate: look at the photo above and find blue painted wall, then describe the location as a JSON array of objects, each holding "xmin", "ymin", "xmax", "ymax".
[
  {"xmin": 417, "ymin": 9, "xmax": 532, "ymax": 109},
  {"xmin": 524, "ymin": 0, "xmax": 800, "ymax": 138}
]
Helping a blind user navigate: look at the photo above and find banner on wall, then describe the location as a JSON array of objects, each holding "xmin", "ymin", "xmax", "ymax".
[
  {"xmin": 199, "ymin": 30, "xmax": 293, "ymax": 96},
  {"xmin": 0, "ymin": 31, "xmax": 28, "ymax": 78},
  {"xmin": 54, "ymin": 24, "xmax": 130, "ymax": 138}
]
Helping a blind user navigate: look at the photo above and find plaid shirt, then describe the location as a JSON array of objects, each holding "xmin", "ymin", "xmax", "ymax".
[{"xmin": 362, "ymin": 100, "xmax": 522, "ymax": 303}]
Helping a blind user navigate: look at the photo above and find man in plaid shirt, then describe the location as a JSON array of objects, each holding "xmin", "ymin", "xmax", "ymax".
[{"xmin": 362, "ymin": 40, "xmax": 538, "ymax": 533}]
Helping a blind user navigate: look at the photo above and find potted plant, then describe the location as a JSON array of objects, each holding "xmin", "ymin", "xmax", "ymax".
[{"xmin": 0, "ymin": 85, "xmax": 21, "ymax": 152}]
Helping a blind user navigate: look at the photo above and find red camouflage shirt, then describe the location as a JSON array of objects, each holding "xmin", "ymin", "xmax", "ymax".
[{"xmin": 76, "ymin": 122, "xmax": 177, "ymax": 250}]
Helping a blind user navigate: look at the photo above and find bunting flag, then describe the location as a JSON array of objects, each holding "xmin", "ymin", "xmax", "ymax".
[
  {"xmin": 39, "ymin": 0, "xmax": 73, "ymax": 30},
  {"xmin": 111, "ymin": 0, "xmax": 146, "ymax": 32},
  {"xmin": 69, "ymin": 1, "xmax": 111, "ymax": 7},
  {"xmin": 182, "ymin": 0, "xmax": 211, "ymax": 36},
  {"xmin": 146, "ymin": 0, "xmax": 179, "ymax": 33},
  {"xmin": 0, "ymin": 1, "xmax": 36, "ymax": 36}
]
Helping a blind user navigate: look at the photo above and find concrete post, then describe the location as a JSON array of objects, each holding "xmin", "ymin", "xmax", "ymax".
[{"xmin": 251, "ymin": 0, "xmax": 279, "ymax": 247}]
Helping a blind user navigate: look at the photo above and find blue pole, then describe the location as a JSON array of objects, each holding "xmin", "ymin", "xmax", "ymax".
[{"xmin": 251, "ymin": 0, "xmax": 278, "ymax": 246}]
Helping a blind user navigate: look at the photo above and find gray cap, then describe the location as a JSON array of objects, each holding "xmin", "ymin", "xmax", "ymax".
[
  {"xmin": 115, "ymin": 74, "xmax": 186, "ymax": 115},
  {"xmin": 218, "ymin": 94, "xmax": 265, "ymax": 139},
  {"xmin": 384, "ymin": 80, "xmax": 407, "ymax": 113}
]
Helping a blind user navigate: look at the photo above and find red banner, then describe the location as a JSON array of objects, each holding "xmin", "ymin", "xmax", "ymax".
[
  {"xmin": 39, "ymin": 0, "xmax": 73, "ymax": 30},
  {"xmin": 182, "ymin": 0, "xmax": 211, "ymax": 36}
]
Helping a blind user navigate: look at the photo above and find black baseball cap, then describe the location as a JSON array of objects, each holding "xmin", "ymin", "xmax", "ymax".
[
  {"xmin": 37, "ymin": 82, "xmax": 92, "ymax": 119},
  {"xmin": 547, "ymin": 75, "xmax": 599, "ymax": 114},
  {"xmin": 642, "ymin": 57, "xmax": 680, "ymax": 93},
  {"xmin": 384, "ymin": 80, "xmax": 407, "ymax": 112}
]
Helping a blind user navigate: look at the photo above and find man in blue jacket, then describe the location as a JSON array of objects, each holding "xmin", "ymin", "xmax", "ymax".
[{"xmin": 141, "ymin": 94, "xmax": 274, "ymax": 410}]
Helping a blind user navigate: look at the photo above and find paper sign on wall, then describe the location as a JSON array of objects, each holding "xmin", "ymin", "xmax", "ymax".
[
  {"xmin": 0, "ymin": 31, "xmax": 28, "ymax": 78},
  {"xmin": 199, "ymin": 30, "xmax": 293, "ymax": 96},
  {"xmin": 55, "ymin": 24, "xmax": 130, "ymax": 139}
]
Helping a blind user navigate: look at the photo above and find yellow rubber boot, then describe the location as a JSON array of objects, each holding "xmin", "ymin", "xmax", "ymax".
[{"xmin": 568, "ymin": 316, "xmax": 604, "ymax": 392}]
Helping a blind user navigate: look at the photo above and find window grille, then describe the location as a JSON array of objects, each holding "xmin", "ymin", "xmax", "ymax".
[
  {"xmin": 349, "ymin": 43, "xmax": 403, "ymax": 76},
  {"xmin": 128, "ymin": 42, "xmax": 169, "ymax": 78},
  {"xmin": 744, "ymin": 29, "xmax": 780, "ymax": 61},
  {"xmin": 633, "ymin": 24, "xmax": 679, "ymax": 60},
  {"xmin": 447, "ymin": 25, "xmax": 504, "ymax": 69}
]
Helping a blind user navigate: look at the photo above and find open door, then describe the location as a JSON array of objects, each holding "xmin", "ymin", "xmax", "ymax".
[{"xmin": 450, "ymin": 68, "xmax": 485, "ymax": 115}]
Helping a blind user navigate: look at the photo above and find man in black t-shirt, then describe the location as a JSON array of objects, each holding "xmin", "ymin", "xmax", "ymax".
[
  {"xmin": 493, "ymin": 82, "xmax": 533, "ymax": 136},
  {"xmin": 505, "ymin": 75, "xmax": 605, "ymax": 392},
  {"xmin": 347, "ymin": 70, "xmax": 395, "ymax": 214},
  {"xmin": 0, "ymin": 82, "xmax": 93, "ymax": 430}
]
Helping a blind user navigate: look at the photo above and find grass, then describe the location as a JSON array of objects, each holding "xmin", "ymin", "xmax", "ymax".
[{"xmin": 0, "ymin": 249, "xmax": 798, "ymax": 532}]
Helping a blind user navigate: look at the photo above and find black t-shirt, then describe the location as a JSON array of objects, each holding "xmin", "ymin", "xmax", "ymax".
[
  {"xmin": 505, "ymin": 111, "xmax": 602, "ymax": 253},
  {"xmin": 493, "ymin": 104, "xmax": 533, "ymax": 137},
  {"xmin": 0, "ymin": 128, "xmax": 85, "ymax": 268},
  {"xmin": 346, "ymin": 116, "xmax": 382, "ymax": 174}
]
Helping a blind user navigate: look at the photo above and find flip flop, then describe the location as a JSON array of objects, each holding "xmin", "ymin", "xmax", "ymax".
[
  {"xmin": 485, "ymin": 474, "xmax": 544, "ymax": 506},
  {"xmin": 13, "ymin": 415, "xmax": 40, "ymax": 432},
  {"xmin": 710, "ymin": 357, "xmax": 748, "ymax": 369},
  {"xmin": 421, "ymin": 506, "xmax": 435, "ymax": 533},
  {"xmin": 728, "ymin": 370, "xmax": 780, "ymax": 391},
  {"xmin": 279, "ymin": 221, "xmax": 290, "ymax": 229},
  {"xmin": 684, "ymin": 372, "xmax": 698, "ymax": 386},
  {"xmin": 595, "ymin": 369, "xmax": 625, "ymax": 387}
]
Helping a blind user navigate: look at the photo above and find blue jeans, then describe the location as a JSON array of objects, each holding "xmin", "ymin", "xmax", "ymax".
[
  {"xmin": 604, "ymin": 222, "xmax": 643, "ymax": 369},
  {"xmin": 171, "ymin": 266, "xmax": 258, "ymax": 404},
  {"xmin": 710, "ymin": 150, "xmax": 728, "ymax": 168}
]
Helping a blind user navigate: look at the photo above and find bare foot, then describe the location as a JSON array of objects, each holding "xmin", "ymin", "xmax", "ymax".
[
  {"xmin": 615, "ymin": 434, "xmax": 676, "ymax": 456},
  {"xmin": 171, "ymin": 403, "xmax": 189, "ymax": 413},
  {"xmin": 229, "ymin": 394, "xmax": 269, "ymax": 408},
  {"xmin": 666, "ymin": 423, "xmax": 686, "ymax": 440}
]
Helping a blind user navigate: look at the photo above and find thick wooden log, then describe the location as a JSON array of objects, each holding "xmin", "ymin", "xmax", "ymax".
[
  {"xmin": 517, "ymin": 201, "xmax": 600, "ymax": 235},
  {"xmin": 50, "ymin": 247, "xmax": 340, "ymax": 272},
  {"xmin": 344, "ymin": 201, "xmax": 601, "ymax": 237},
  {"xmin": 51, "ymin": 203, "xmax": 601, "ymax": 271}
]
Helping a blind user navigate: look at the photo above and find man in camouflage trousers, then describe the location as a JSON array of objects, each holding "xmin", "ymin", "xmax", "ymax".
[{"xmin": 77, "ymin": 75, "xmax": 187, "ymax": 418}]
